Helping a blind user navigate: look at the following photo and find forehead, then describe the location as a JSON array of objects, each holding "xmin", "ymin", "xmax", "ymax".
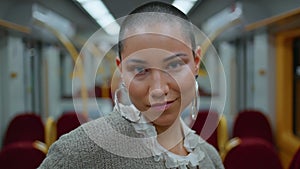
[
  {"xmin": 122, "ymin": 21, "xmax": 188, "ymax": 44},
  {"xmin": 121, "ymin": 23, "xmax": 192, "ymax": 58}
]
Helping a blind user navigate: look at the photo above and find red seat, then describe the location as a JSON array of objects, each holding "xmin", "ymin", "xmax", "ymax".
[
  {"xmin": 0, "ymin": 141, "xmax": 46, "ymax": 169},
  {"xmin": 289, "ymin": 146, "xmax": 300, "ymax": 169},
  {"xmin": 191, "ymin": 110, "xmax": 220, "ymax": 150},
  {"xmin": 94, "ymin": 86, "xmax": 102, "ymax": 97},
  {"xmin": 95, "ymin": 86, "xmax": 113, "ymax": 99},
  {"xmin": 56, "ymin": 112, "xmax": 88, "ymax": 138},
  {"xmin": 3, "ymin": 113, "xmax": 44, "ymax": 147},
  {"xmin": 223, "ymin": 138, "xmax": 283, "ymax": 169},
  {"xmin": 233, "ymin": 109, "xmax": 274, "ymax": 144}
]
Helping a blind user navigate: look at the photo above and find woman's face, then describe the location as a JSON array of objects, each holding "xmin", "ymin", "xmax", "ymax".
[{"xmin": 117, "ymin": 23, "xmax": 200, "ymax": 128}]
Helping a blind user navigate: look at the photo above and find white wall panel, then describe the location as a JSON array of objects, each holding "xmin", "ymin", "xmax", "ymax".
[
  {"xmin": 42, "ymin": 45, "xmax": 61, "ymax": 119},
  {"xmin": 253, "ymin": 32, "xmax": 275, "ymax": 128},
  {"xmin": 0, "ymin": 36, "xmax": 25, "ymax": 147}
]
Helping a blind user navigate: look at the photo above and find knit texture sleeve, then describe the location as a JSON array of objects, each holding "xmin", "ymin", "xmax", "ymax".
[
  {"xmin": 38, "ymin": 112, "xmax": 152, "ymax": 169},
  {"xmin": 38, "ymin": 138, "xmax": 71, "ymax": 168},
  {"xmin": 38, "ymin": 125, "xmax": 93, "ymax": 169}
]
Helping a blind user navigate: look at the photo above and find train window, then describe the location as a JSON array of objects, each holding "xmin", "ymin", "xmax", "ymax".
[{"xmin": 293, "ymin": 37, "xmax": 300, "ymax": 136}]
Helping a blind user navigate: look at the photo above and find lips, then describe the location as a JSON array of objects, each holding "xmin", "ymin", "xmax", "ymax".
[{"xmin": 148, "ymin": 99, "xmax": 176, "ymax": 111}]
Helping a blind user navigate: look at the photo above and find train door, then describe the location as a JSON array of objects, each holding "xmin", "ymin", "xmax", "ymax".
[
  {"xmin": 276, "ymin": 28, "xmax": 300, "ymax": 168},
  {"xmin": 293, "ymin": 38, "xmax": 300, "ymax": 136}
]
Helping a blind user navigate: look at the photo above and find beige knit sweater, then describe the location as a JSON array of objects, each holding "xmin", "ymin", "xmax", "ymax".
[{"xmin": 39, "ymin": 112, "xmax": 224, "ymax": 169}]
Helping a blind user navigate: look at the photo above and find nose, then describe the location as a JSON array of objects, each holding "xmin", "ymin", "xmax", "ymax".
[{"xmin": 149, "ymin": 70, "xmax": 169, "ymax": 99}]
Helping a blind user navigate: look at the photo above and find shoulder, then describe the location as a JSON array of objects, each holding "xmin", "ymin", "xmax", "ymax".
[
  {"xmin": 195, "ymin": 135, "xmax": 225, "ymax": 169},
  {"xmin": 38, "ymin": 114, "xmax": 110, "ymax": 168},
  {"xmin": 38, "ymin": 124, "xmax": 95, "ymax": 168},
  {"xmin": 39, "ymin": 112, "xmax": 147, "ymax": 168},
  {"xmin": 200, "ymin": 140, "xmax": 219, "ymax": 157},
  {"xmin": 82, "ymin": 111, "xmax": 141, "ymax": 138},
  {"xmin": 51, "ymin": 111, "xmax": 138, "ymax": 152}
]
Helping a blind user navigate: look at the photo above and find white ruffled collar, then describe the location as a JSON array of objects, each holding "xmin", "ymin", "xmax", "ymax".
[{"xmin": 114, "ymin": 103, "xmax": 206, "ymax": 169}]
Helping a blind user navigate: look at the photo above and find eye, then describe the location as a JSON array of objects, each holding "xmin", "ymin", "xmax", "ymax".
[
  {"xmin": 166, "ymin": 60, "xmax": 185, "ymax": 70},
  {"xmin": 134, "ymin": 66, "xmax": 149, "ymax": 75}
]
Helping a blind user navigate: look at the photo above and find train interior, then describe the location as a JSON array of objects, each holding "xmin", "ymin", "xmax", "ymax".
[{"xmin": 0, "ymin": 0, "xmax": 300, "ymax": 168}]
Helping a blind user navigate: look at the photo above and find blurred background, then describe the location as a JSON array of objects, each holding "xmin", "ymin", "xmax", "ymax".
[{"xmin": 0, "ymin": 0, "xmax": 300, "ymax": 168}]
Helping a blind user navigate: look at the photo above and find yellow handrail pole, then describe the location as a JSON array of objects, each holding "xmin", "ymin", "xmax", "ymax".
[
  {"xmin": 89, "ymin": 43, "xmax": 116, "ymax": 97},
  {"xmin": 0, "ymin": 19, "xmax": 31, "ymax": 34},
  {"xmin": 33, "ymin": 20, "xmax": 89, "ymax": 119},
  {"xmin": 200, "ymin": 18, "xmax": 241, "ymax": 57},
  {"xmin": 199, "ymin": 18, "xmax": 241, "ymax": 75}
]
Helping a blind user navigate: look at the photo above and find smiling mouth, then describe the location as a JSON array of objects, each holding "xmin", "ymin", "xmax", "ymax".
[{"xmin": 147, "ymin": 99, "xmax": 176, "ymax": 111}]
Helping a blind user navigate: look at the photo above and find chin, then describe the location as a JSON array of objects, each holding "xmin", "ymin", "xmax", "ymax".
[{"xmin": 152, "ymin": 113, "xmax": 179, "ymax": 128}]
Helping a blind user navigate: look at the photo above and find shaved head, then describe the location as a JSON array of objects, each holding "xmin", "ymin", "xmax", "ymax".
[{"xmin": 118, "ymin": 1, "xmax": 196, "ymax": 60}]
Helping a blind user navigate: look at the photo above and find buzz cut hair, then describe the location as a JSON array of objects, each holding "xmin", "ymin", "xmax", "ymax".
[{"xmin": 118, "ymin": 1, "xmax": 196, "ymax": 60}]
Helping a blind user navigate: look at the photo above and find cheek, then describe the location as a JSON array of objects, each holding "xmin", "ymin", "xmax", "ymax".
[
  {"xmin": 127, "ymin": 80, "xmax": 148, "ymax": 109},
  {"xmin": 128, "ymin": 82, "xmax": 146, "ymax": 97},
  {"xmin": 171, "ymin": 67, "xmax": 196, "ymax": 104},
  {"xmin": 171, "ymin": 67, "xmax": 196, "ymax": 91}
]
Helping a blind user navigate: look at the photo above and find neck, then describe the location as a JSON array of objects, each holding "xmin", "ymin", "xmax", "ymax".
[{"xmin": 155, "ymin": 117, "xmax": 188, "ymax": 155}]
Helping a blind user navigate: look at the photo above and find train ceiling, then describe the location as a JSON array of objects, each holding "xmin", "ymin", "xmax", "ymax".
[{"xmin": 0, "ymin": 0, "xmax": 300, "ymax": 42}]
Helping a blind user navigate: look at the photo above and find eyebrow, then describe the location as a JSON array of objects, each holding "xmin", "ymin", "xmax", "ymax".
[
  {"xmin": 163, "ymin": 53, "xmax": 188, "ymax": 62},
  {"xmin": 125, "ymin": 59, "xmax": 147, "ymax": 64},
  {"xmin": 125, "ymin": 53, "xmax": 188, "ymax": 64}
]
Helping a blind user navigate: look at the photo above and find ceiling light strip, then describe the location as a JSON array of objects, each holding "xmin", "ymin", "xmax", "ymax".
[
  {"xmin": 172, "ymin": 0, "xmax": 198, "ymax": 14},
  {"xmin": 75, "ymin": 0, "xmax": 120, "ymax": 35}
]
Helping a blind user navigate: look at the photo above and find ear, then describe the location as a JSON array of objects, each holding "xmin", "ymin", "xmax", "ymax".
[
  {"xmin": 115, "ymin": 57, "xmax": 122, "ymax": 73},
  {"xmin": 194, "ymin": 46, "xmax": 201, "ymax": 75}
]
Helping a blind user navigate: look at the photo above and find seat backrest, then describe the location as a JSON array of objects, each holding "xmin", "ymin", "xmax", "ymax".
[
  {"xmin": 0, "ymin": 141, "xmax": 46, "ymax": 169},
  {"xmin": 3, "ymin": 113, "xmax": 45, "ymax": 147},
  {"xmin": 223, "ymin": 138, "xmax": 283, "ymax": 169},
  {"xmin": 95, "ymin": 86, "xmax": 113, "ymax": 99},
  {"xmin": 56, "ymin": 112, "xmax": 88, "ymax": 138},
  {"xmin": 191, "ymin": 110, "xmax": 220, "ymax": 150},
  {"xmin": 289, "ymin": 146, "xmax": 300, "ymax": 169},
  {"xmin": 233, "ymin": 109, "xmax": 274, "ymax": 144}
]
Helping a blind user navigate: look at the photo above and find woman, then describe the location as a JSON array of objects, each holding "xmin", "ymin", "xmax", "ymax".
[{"xmin": 39, "ymin": 1, "xmax": 224, "ymax": 169}]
